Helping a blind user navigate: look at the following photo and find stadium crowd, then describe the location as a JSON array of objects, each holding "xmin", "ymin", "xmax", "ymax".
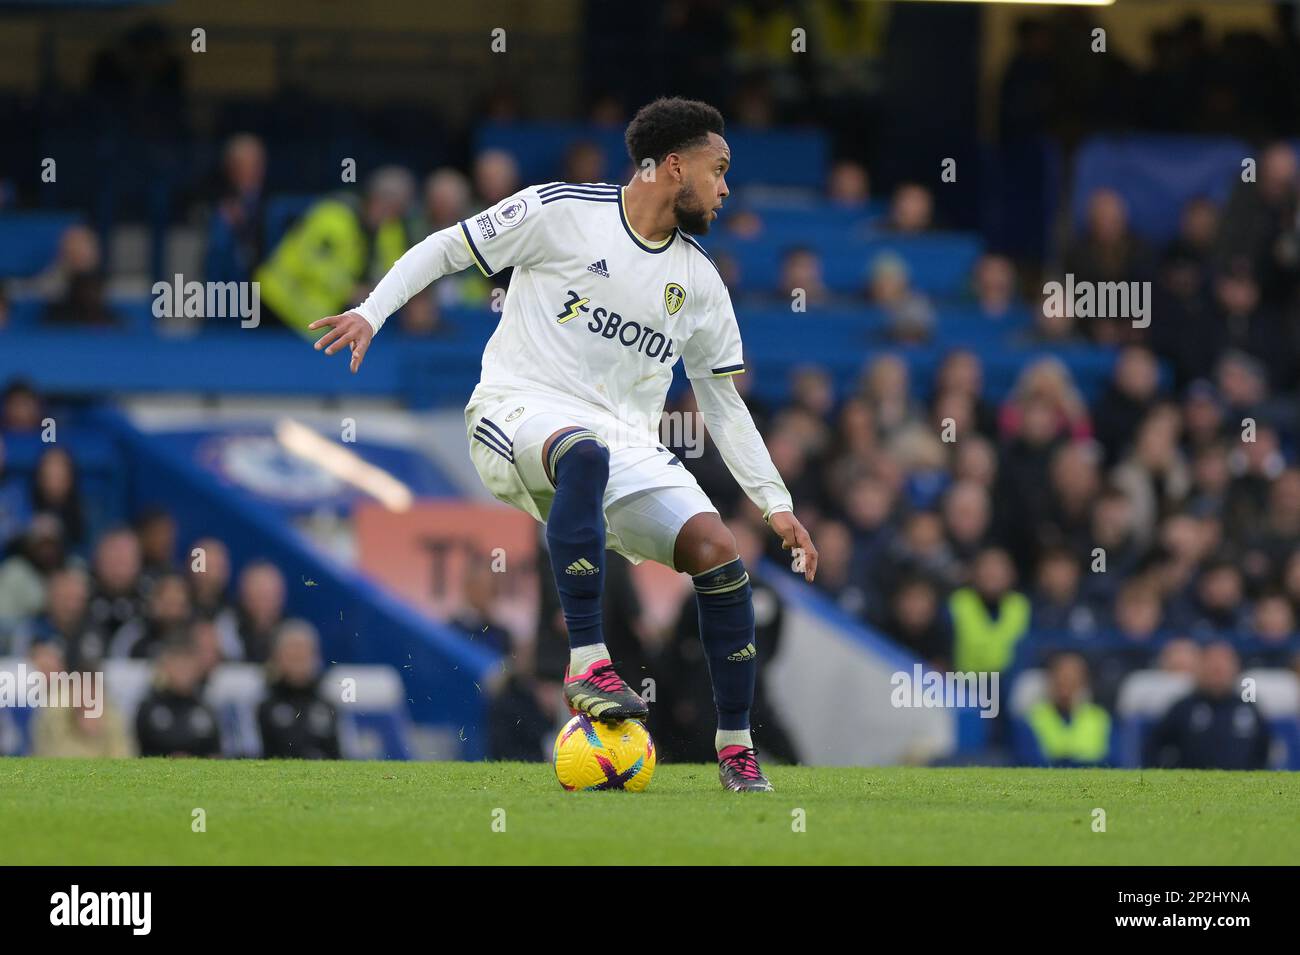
[
  {"xmin": 1, "ymin": 11, "xmax": 1297, "ymax": 770},
  {"xmin": 0, "ymin": 414, "xmax": 341, "ymax": 759}
]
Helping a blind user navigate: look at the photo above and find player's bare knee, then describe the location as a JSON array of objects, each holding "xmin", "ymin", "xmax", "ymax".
[{"xmin": 675, "ymin": 516, "xmax": 738, "ymax": 576}]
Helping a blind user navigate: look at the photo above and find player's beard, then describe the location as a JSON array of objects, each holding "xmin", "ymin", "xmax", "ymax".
[{"xmin": 672, "ymin": 182, "xmax": 713, "ymax": 236}]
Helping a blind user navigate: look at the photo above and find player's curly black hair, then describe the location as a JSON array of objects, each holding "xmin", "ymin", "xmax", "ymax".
[{"xmin": 624, "ymin": 97, "xmax": 725, "ymax": 167}]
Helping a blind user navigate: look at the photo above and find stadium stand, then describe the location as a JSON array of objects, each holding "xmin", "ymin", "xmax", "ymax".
[{"xmin": 1, "ymin": 6, "xmax": 1297, "ymax": 770}]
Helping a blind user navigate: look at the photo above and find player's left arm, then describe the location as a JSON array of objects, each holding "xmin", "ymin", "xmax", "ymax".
[
  {"xmin": 691, "ymin": 375, "xmax": 817, "ymax": 583},
  {"xmin": 682, "ymin": 273, "xmax": 817, "ymax": 582}
]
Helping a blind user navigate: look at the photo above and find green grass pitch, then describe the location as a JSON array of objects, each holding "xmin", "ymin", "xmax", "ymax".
[{"xmin": 2, "ymin": 758, "xmax": 1297, "ymax": 865}]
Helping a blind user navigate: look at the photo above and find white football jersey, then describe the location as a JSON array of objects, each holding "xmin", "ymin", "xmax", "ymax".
[{"xmin": 458, "ymin": 182, "xmax": 744, "ymax": 444}]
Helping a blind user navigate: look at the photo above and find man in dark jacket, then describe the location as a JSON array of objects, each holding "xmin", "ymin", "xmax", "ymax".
[
  {"xmin": 1144, "ymin": 641, "xmax": 1270, "ymax": 770},
  {"xmin": 257, "ymin": 620, "xmax": 340, "ymax": 760},
  {"xmin": 136, "ymin": 635, "xmax": 222, "ymax": 758}
]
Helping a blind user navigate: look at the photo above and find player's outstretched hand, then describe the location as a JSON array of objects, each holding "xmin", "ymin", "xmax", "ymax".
[
  {"xmin": 769, "ymin": 510, "xmax": 818, "ymax": 583},
  {"xmin": 308, "ymin": 311, "xmax": 373, "ymax": 374}
]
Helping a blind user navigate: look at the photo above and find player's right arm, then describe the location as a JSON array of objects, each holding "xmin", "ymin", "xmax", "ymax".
[{"xmin": 310, "ymin": 185, "xmax": 551, "ymax": 372}]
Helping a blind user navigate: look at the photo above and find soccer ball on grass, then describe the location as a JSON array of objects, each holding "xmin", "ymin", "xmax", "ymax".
[{"xmin": 553, "ymin": 714, "xmax": 656, "ymax": 792}]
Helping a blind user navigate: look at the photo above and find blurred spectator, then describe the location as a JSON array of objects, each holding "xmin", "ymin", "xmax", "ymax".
[
  {"xmin": 998, "ymin": 18, "xmax": 1054, "ymax": 142},
  {"xmin": 810, "ymin": 519, "xmax": 868, "ymax": 618},
  {"xmin": 999, "ymin": 358, "xmax": 1092, "ymax": 443},
  {"xmin": 29, "ymin": 642, "xmax": 134, "ymax": 759},
  {"xmin": 31, "ymin": 447, "xmax": 85, "ymax": 548},
  {"xmin": 189, "ymin": 616, "xmax": 225, "ymax": 679},
  {"xmin": 419, "ymin": 168, "xmax": 472, "ymax": 233},
  {"xmin": 859, "ymin": 354, "xmax": 924, "ymax": 442},
  {"xmin": 235, "ymin": 560, "xmax": 287, "ymax": 663},
  {"xmin": 186, "ymin": 537, "xmax": 242, "ymax": 658},
  {"xmin": 971, "ymin": 254, "xmax": 1023, "ymax": 325},
  {"xmin": 872, "ymin": 575, "xmax": 952, "ymax": 670},
  {"xmin": 1031, "ymin": 547, "xmax": 1098, "ymax": 637},
  {"xmin": 789, "ymin": 366, "xmax": 835, "ymax": 420},
  {"xmin": 1144, "ymin": 641, "xmax": 1270, "ymax": 769},
  {"xmin": 877, "ymin": 510, "xmax": 961, "ymax": 599},
  {"xmin": 450, "ymin": 560, "xmax": 512, "ymax": 655},
  {"xmin": 0, "ymin": 436, "xmax": 30, "ymax": 551},
  {"xmin": 1187, "ymin": 440, "xmax": 1231, "ymax": 518},
  {"xmin": 562, "ymin": 140, "xmax": 606, "ymax": 184},
  {"xmin": 1284, "ymin": 548, "xmax": 1300, "ymax": 613},
  {"xmin": 949, "ymin": 547, "xmax": 1030, "ymax": 674},
  {"xmin": 0, "ymin": 514, "xmax": 67, "ymax": 642},
  {"xmin": 203, "ymin": 133, "xmax": 267, "ymax": 284},
  {"xmin": 942, "ymin": 480, "xmax": 992, "ymax": 564},
  {"xmin": 1043, "ymin": 441, "xmax": 1100, "ymax": 556},
  {"xmin": 723, "ymin": 208, "xmax": 763, "ymax": 240},
  {"xmin": 778, "ymin": 247, "xmax": 829, "ymax": 306},
  {"xmin": 953, "ymin": 435, "xmax": 998, "ymax": 489},
  {"xmin": 1080, "ymin": 487, "xmax": 1144, "ymax": 605},
  {"xmin": 1024, "ymin": 652, "xmax": 1111, "ymax": 766},
  {"xmin": 868, "ymin": 253, "xmax": 934, "ymax": 343},
  {"xmin": 472, "ymin": 149, "xmax": 521, "ymax": 206},
  {"xmin": 1174, "ymin": 557, "xmax": 1248, "ymax": 639},
  {"xmin": 257, "ymin": 619, "xmax": 340, "ymax": 759},
  {"xmin": 826, "ymin": 159, "xmax": 870, "ymax": 207},
  {"xmin": 135, "ymin": 635, "xmax": 222, "ymax": 758},
  {"xmin": 935, "ymin": 350, "xmax": 996, "ymax": 437},
  {"xmin": 20, "ymin": 567, "xmax": 102, "ymax": 667},
  {"xmin": 1092, "ymin": 346, "xmax": 1162, "ymax": 465},
  {"xmin": 1165, "ymin": 196, "xmax": 1219, "ymax": 272},
  {"xmin": 110, "ymin": 571, "xmax": 192, "ymax": 659},
  {"xmin": 1062, "ymin": 187, "xmax": 1154, "ymax": 290},
  {"xmin": 1110, "ymin": 403, "xmax": 1190, "ymax": 547},
  {"xmin": 1157, "ymin": 636, "xmax": 1202, "ymax": 675},
  {"xmin": 1, "ymin": 380, "xmax": 43, "ymax": 432},
  {"xmin": 134, "ymin": 506, "xmax": 177, "ymax": 587},
  {"xmin": 886, "ymin": 183, "xmax": 933, "ymax": 234},
  {"xmin": 1112, "ymin": 579, "xmax": 1165, "ymax": 645},
  {"xmin": 10, "ymin": 225, "xmax": 119, "ymax": 327},
  {"xmin": 44, "ymin": 227, "xmax": 119, "ymax": 327},
  {"xmin": 1204, "ymin": 260, "xmax": 1293, "ymax": 389},
  {"xmin": 1022, "ymin": 291, "xmax": 1084, "ymax": 346},
  {"xmin": 87, "ymin": 527, "xmax": 145, "ymax": 639},
  {"xmin": 1243, "ymin": 591, "xmax": 1298, "ymax": 668},
  {"xmin": 486, "ymin": 639, "xmax": 563, "ymax": 761},
  {"xmin": 1181, "ymin": 381, "xmax": 1225, "ymax": 455},
  {"xmin": 1213, "ymin": 141, "xmax": 1299, "ymax": 299},
  {"xmin": 995, "ymin": 394, "xmax": 1066, "ymax": 573},
  {"xmin": 256, "ymin": 166, "xmax": 414, "ymax": 334}
]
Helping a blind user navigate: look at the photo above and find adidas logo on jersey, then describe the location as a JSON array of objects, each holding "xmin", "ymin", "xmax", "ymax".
[
  {"xmin": 566, "ymin": 558, "xmax": 599, "ymax": 576},
  {"xmin": 726, "ymin": 643, "xmax": 757, "ymax": 662},
  {"xmin": 586, "ymin": 259, "xmax": 610, "ymax": 278}
]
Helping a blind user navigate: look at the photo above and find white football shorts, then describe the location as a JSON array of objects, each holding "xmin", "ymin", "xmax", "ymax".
[{"xmin": 464, "ymin": 387, "xmax": 717, "ymax": 568}]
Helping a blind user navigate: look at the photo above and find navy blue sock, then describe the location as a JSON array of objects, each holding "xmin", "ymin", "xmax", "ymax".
[
  {"xmin": 545, "ymin": 432, "xmax": 609, "ymax": 650},
  {"xmin": 694, "ymin": 557, "xmax": 756, "ymax": 731}
]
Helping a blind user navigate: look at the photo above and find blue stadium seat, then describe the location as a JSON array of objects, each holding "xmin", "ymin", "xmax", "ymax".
[
  {"xmin": 205, "ymin": 663, "xmax": 269, "ymax": 758},
  {"xmin": 709, "ymin": 231, "xmax": 983, "ymax": 296},
  {"xmin": 472, "ymin": 122, "xmax": 830, "ymax": 190},
  {"xmin": 1070, "ymin": 134, "xmax": 1250, "ymax": 244},
  {"xmin": 325, "ymin": 665, "xmax": 414, "ymax": 760},
  {"xmin": 0, "ymin": 212, "xmax": 81, "ymax": 278}
]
